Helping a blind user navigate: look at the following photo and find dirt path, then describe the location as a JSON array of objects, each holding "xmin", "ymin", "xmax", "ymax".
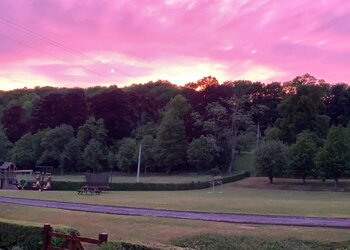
[{"xmin": 1, "ymin": 196, "xmax": 349, "ymax": 228}]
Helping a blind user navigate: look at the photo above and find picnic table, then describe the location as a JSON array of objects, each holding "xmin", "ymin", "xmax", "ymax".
[{"xmin": 77, "ymin": 185, "xmax": 102, "ymax": 195}]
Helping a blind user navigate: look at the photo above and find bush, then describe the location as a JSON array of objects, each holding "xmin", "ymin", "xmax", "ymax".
[
  {"xmin": 51, "ymin": 227, "xmax": 80, "ymax": 247},
  {"xmin": 98, "ymin": 242, "xmax": 160, "ymax": 250},
  {"xmin": 221, "ymin": 171, "xmax": 250, "ymax": 184},
  {"xmin": 0, "ymin": 221, "xmax": 42, "ymax": 250},
  {"xmin": 50, "ymin": 171, "xmax": 250, "ymax": 191},
  {"xmin": 171, "ymin": 233, "xmax": 339, "ymax": 250},
  {"xmin": 0, "ymin": 221, "xmax": 78, "ymax": 250}
]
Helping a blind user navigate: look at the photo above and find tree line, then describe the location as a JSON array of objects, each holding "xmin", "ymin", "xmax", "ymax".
[{"xmin": 0, "ymin": 74, "xmax": 349, "ymax": 179}]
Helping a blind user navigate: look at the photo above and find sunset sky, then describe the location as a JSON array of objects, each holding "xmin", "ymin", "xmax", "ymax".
[{"xmin": 0, "ymin": 0, "xmax": 349, "ymax": 90}]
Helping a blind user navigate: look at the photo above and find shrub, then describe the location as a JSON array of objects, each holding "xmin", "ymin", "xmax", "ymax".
[
  {"xmin": 51, "ymin": 227, "xmax": 80, "ymax": 247},
  {"xmin": 50, "ymin": 171, "xmax": 249, "ymax": 191},
  {"xmin": 0, "ymin": 221, "xmax": 78, "ymax": 250},
  {"xmin": 0, "ymin": 221, "xmax": 42, "ymax": 250},
  {"xmin": 98, "ymin": 242, "xmax": 160, "ymax": 250},
  {"xmin": 171, "ymin": 233, "xmax": 336, "ymax": 250}
]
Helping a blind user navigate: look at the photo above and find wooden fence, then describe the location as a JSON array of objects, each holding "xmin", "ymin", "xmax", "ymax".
[{"xmin": 41, "ymin": 224, "xmax": 108, "ymax": 250}]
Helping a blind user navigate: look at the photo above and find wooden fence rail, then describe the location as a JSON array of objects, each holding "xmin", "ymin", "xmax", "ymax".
[{"xmin": 42, "ymin": 224, "xmax": 108, "ymax": 250}]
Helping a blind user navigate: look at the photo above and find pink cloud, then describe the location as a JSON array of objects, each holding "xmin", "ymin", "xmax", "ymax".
[{"xmin": 0, "ymin": 0, "xmax": 350, "ymax": 90}]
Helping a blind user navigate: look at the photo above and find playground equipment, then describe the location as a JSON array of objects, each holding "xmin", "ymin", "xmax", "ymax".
[
  {"xmin": 31, "ymin": 166, "xmax": 53, "ymax": 191},
  {"xmin": 32, "ymin": 170, "xmax": 52, "ymax": 191},
  {"xmin": 0, "ymin": 162, "xmax": 33, "ymax": 190},
  {"xmin": 0, "ymin": 162, "xmax": 52, "ymax": 190}
]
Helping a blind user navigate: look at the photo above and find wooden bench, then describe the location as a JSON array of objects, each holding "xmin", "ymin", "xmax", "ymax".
[{"xmin": 77, "ymin": 186, "xmax": 101, "ymax": 195}]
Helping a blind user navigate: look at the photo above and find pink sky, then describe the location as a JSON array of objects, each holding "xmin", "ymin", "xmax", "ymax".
[{"xmin": 0, "ymin": 0, "xmax": 349, "ymax": 90}]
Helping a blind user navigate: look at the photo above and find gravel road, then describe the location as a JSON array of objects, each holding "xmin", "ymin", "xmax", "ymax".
[{"xmin": 0, "ymin": 196, "xmax": 349, "ymax": 228}]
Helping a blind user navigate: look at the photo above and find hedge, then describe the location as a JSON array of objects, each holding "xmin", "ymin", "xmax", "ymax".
[
  {"xmin": 171, "ymin": 233, "xmax": 349, "ymax": 250},
  {"xmin": 51, "ymin": 171, "xmax": 250, "ymax": 191},
  {"xmin": 98, "ymin": 242, "xmax": 162, "ymax": 250},
  {"xmin": 0, "ymin": 221, "xmax": 77, "ymax": 250}
]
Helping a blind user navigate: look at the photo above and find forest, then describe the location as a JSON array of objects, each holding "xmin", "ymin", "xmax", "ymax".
[{"xmin": 0, "ymin": 74, "xmax": 349, "ymax": 184}]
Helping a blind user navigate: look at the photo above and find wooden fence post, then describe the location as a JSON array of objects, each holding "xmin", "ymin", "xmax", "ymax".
[
  {"xmin": 98, "ymin": 233, "xmax": 108, "ymax": 244},
  {"xmin": 42, "ymin": 224, "xmax": 52, "ymax": 250}
]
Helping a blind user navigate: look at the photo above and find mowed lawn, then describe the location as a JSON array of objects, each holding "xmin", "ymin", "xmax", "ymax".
[
  {"xmin": 51, "ymin": 173, "xmax": 212, "ymax": 183},
  {"xmin": 1, "ymin": 204, "xmax": 350, "ymax": 244},
  {"xmin": 1, "ymin": 180, "xmax": 350, "ymax": 217}
]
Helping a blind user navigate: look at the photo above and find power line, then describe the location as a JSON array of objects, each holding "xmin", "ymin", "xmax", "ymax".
[
  {"xmin": 0, "ymin": 17, "xmax": 100, "ymax": 65},
  {"xmin": 0, "ymin": 17, "xmax": 131, "ymax": 77},
  {"xmin": 0, "ymin": 33, "xmax": 110, "ymax": 79}
]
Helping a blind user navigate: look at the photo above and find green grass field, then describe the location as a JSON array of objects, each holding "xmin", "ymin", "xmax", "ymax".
[
  {"xmin": 1, "ymin": 204, "xmax": 349, "ymax": 244},
  {"xmin": 1, "ymin": 175, "xmax": 350, "ymax": 246},
  {"xmin": 235, "ymin": 152, "xmax": 255, "ymax": 174},
  {"xmin": 1, "ymin": 181, "xmax": 350, "ymax": 217},
  {"xmin": 2, "ymin": 155, "xmax": 350, "ymax": 248}
]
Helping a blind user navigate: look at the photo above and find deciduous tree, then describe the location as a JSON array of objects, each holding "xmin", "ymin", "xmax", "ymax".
[
  {"xmin": 316, "ymin": 126, "xmax": 350, "ymax": 189},
  {"xmin": 255, "ymin": 140, "xmax": 289, "ymax": 184},
  {"xmin": 76, "ymin": 117, "xmax": 107, "ymax": 147},
  {"xmin": 116, "ymin": 138, "xmax": 137, "ymax": 173},
  {"xmin": 0, "ymin": 126, "xmax": 12, "ymax": 163},
  {"xmin": 38, "ymin": 124, "xmax": 74, "ymax": 174},
  {"xmin": 82, "ymin": 139, "xmax": 108, "ymax": 172},
  {"xmin": 187, "ymin": 136, "xmax": 218, "ymax": 172},
  {"xmin": 156, "ymin": 109, "xmax": 188, "ymax": 173},
  {"xmin": 59, "ymin": 138, "xmax": 84, "ymax": 172},
  {"xmin": 290, "ymin": 132, "xmax": 318, "ymax": 183}
]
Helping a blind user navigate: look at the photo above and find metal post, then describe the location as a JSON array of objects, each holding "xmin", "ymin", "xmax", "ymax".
[{"xmin": 136, "ymin": 143, "xmax": 142, "ymax": 183}]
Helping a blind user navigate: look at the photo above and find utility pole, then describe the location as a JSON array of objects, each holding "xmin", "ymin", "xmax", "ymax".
[{"xmin": 136, "ymin": 143, "xmax": 142, "ymax": 183}]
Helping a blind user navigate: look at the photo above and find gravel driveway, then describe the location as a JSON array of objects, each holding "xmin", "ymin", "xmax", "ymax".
[{"xmin": 0, "ymin": 196, "xmax": 349, "ymax": 228}]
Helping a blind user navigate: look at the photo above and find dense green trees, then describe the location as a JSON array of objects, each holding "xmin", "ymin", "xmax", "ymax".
[
  {"xmin": 76, "ymin": 117, "xmax": 107, "ymax": 146},
  {"xmin": 38, "ymin": 125, "xmax": 74, "ymax": 174},
  {"xmin": 59, "ymin": 139, "xmax": 83, "ymax": 172},
  {"xmin": 0, "ymin": 74, "xmax": 349, "ymax": 180},
  {"xmin": 155, "ymin": 95, "xmax": 189, "ymax": 173},
  {"xmin": 140, "ymin": 135, "xmax": 156, "ymax": 174},
  {"xmin": 275, "ymin": 83, "xmax": 329, "ymax": 143},
  {"xmin": 157, "ymin": 109, "xmax": 188, "ymax": 173},
  {"xmin": 116, "ymin": 138, "xmax": 137, "ymax": 173},
  {"xmin": 0, "ymin": 127, "xmax": 12, "ymax": 162},
  {"xmin": 11, "ymin": 133, "xmax": 37, "ymax": 169},
  {"xmin": 187, "ymin": 136, "xmax": 218, "ymax": 172},
  {"xmin": 82, "ymin": 139, "xmax": 108, "ymax": 172},
  {"xmin": 2, "ymin": 105, "xmax": 26, "ymax": 142}
]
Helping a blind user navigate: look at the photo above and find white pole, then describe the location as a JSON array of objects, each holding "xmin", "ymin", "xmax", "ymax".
[
  {"xmin": 256, "ymin": 122, "xmax": 261, "ymax": 149},
  {"xmin": 136, "ymin": 143, "xmax": 142, "ymax": 183}
]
